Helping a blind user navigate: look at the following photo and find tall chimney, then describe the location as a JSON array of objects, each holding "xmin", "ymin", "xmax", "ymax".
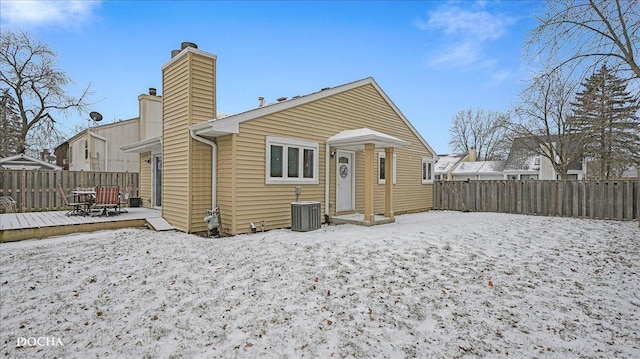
[
  {"xmin": 468, "ymin": 147, "xmax": 477, "ymax": 162},
  {"xmin": 258, "ymin": 97, "xmax": 265, "ymax": 107},
  {"xmin": 162, "ymin": 43, "xmax": 217, "ymax": 233}
]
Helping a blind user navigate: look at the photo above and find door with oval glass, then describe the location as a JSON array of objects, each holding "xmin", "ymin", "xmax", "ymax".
[{"xmin": 336, "ymin": 150, "xmax": 354, "ymax": 212}]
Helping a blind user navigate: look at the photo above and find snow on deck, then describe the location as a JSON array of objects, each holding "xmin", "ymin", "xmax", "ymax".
[
  {"xmin": 1, "ymin": 211, "xmax": 638, "ymax": 358},
  {"xmin": 0, "ymin": 207, "xmax": 162, "ymax": 231}
]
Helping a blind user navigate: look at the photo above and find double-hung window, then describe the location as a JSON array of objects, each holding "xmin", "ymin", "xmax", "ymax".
[
  {"xmin": 378, "ymin": 152, "xmax": 397, "ymax": 184},
  {"xmin": 266, "ymin": 137, "xmax": 318, "ymax": 184},
  {"xmin": 422, "ymin": 157, "xmax": 434, "ymax": 184}
]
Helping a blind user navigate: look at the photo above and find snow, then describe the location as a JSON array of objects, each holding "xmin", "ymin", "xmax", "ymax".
[
  {"xmin": 453, "ymin": 160, "xmax": 504, "ymax": 174},
  {"xmin": 325, "ymin": 128, "xmax": 408, "ymax": 149},
  {"xmin": 1, "ymin": 211, "xmax": 639, "ymax": 358},
  {"xmin": 434, "ymin": 154, "xmax": 465, "ymax": 175}
]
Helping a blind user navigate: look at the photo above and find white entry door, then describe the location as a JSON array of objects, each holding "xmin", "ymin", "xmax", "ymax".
[{"xmin": 336, "ymin": 151, "xmax": 354, "ymax": 212}]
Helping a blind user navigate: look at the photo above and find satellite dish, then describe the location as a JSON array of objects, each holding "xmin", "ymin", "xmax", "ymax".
[{"xmin": 89, "ymin": 111, "xmax": 103, "ymax": 122}]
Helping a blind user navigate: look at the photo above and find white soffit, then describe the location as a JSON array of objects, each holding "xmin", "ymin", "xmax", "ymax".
[
  {"xmin": 326, "ymin": 128, "xmax": 409, "ymax": 151},
  {"xmin": 121, "ymin": 136, "xmax": 162, "ymax": 153}
]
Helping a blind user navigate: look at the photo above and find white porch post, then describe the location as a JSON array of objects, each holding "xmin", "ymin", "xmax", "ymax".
[{"xmin": 384, "ymin": 147, "xmax": 394, "ymax": 220}]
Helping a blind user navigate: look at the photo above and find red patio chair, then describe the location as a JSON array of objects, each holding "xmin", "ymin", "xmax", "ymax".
[{"xmin": 93, "ymin": 185, "xmax": 120, "ymax": 216}]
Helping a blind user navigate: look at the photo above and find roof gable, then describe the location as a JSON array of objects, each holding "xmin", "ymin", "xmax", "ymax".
[
  {"xmin": 0, "ymin": 153, "xmax": 62, "ymax": 170},
  {"xmin": 191, "ymin": 77, "xmax": 438, "ymax": 158},
  {"xmin": 63, "ymin": 117, "xmax": 140, "ymax": 146}
]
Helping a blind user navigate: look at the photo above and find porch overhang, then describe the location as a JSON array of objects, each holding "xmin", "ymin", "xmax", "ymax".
[
  {"xmin": 326, "ymin": 128, "xmax": 407, "ymax": 226},
  {"xmin": 121, "ymin": 136, "xmax": 162, "ymax": 153},
  {"xmin": 326, "ymin": 128, "xmax": 408, "ymax": 150}
]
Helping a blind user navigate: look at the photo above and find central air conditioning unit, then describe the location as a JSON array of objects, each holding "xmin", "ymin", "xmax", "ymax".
[{"xmin": 291, "ymin": 201, "xmax": 321, "ymax": 232}]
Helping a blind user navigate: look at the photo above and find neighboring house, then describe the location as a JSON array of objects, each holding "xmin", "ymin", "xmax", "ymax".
[
  {"xmin": 120, "ymin": 89, "xmax": 163, "ymax": 208},
  {"xmin": 434, "ymin": 148, "xmax": 477, "ymax": 180},
  {"xmin": 0, "ymin": 153, "xmax": 62, "ymax": 170},
  {"xmin": 585, "ymin": 161, "xmax": 638, "ymax": 180},
  {"xmin": 504, "ymin": 137, "xmax": 586, "ymax": 180},
  {"xmin": 54, "ymin": 142, "xmax": 69, "ymax": 170},
  {"xmin": 620, "ymin": 166, "xmax": 639, "ymax": 179},
  {"xmin": 123, "ymin": 43, "xmax": 438, "ymax": 235},
  {"xmin": 56, "ymin": 118, "xmax": 141, "ymax": 172},
  {"xmin": 451, "ymin": 160, "xmax": 505, "ymax": 181}
]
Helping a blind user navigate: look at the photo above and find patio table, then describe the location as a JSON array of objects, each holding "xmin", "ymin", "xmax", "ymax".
[{"xmin": 71, "ymin": 189, "xmax": 96, "ymax": 216}]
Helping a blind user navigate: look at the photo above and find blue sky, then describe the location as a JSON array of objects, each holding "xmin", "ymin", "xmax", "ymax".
[{"xmin": 1, "ymin": 0, "xmax": 543, "ymax": 154}]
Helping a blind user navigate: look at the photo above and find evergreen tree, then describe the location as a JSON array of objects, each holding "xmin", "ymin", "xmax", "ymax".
[
  {"xmin": 0, "ymin": 88, "xmax": 21, "ymax": 157},
  {"xmin": 570, "ymin": 65, "xmax": 640, "ymax": 179}
]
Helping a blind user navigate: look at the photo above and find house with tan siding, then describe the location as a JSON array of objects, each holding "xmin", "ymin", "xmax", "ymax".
[{"xmin": 124, "ymin": 43, "xmax": 438, "ymax": 235}]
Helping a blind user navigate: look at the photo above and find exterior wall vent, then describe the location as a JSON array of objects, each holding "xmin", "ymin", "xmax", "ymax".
[
  {"xmin": 291, "ymin": 201, "xmax": 321, "ymax": 232},
  {"xmin": 277, "ymin": 97, "xmax": 287, "ymax": 102}
]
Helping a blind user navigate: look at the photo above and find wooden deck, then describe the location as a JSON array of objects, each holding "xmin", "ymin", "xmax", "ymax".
[{"xmin": 0, "ymin": 208, "xmax": 164, "ymax": 242}]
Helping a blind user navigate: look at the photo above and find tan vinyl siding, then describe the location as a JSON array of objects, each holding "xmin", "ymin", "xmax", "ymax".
[
  {"xmin": 215, "ymin": 135, "xmax": 235, "ymax": 235},
  {"xmin": 140, "ymin": 152, "xmax": 152, "ymax": 208},
  {"xmin": 161, "ymin": 48, "xmax": 217, "ymax": 233},
  {"xmin": 189, "ymin": 141, "xmax": 212, "ymax": 233},
  {"xmin": 187, "ymin": 54, "xmax": 216, "ymax": 233},
  {"xmin": 227, "ymin": 83, "xmax": 434, "ymax": 234},
  {"xmin": 162, "ymin": 55, "xmax": 190, "ymax": 232}
]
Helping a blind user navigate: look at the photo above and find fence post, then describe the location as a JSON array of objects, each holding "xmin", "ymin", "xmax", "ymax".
[{"xmin": 20, "ymin": 169, "xmax": 26, "ymax": 212}]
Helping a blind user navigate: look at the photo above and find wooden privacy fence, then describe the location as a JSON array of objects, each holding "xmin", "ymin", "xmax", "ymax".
[
  {"xmin": 0, "ymin": 170, "xmax": 139, "ymax": 213},
  {"xmin": 433, "ymin": 180, "xmax": 637, "ymax": 221}
]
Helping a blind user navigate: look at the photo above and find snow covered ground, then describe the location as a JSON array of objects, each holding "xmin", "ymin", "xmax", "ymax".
[{"xmin": 1, "ymin": 211, "xmax": 638, "ymax": 358}]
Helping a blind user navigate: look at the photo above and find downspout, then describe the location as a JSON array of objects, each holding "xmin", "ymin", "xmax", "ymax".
[
  {"xmin": 325, "ymin": 143, "xmax": 330, "ymax": 222},
  {"xmin": 88, "ymin": 131, "xmax": 108, "ymax": 171},
  {"xmin": 189, "ymin": 129, "xmax": 217, "ymax": 209}
]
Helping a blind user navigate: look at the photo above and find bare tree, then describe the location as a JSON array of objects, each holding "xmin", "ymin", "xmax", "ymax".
[
  {"xmin": 448, "ymin": 108, "xmax": 511, "ymax": 160},
  {"xmin": 511, "ymin": 70, "xmax": 588, "ymax": 179},
  {"xmin": 0, "ymin": 30, "xmax": 91, "ymax": 155},
  {"xmin": 527, "ymin": 0, "xmax": 640, "ymax": 81}
]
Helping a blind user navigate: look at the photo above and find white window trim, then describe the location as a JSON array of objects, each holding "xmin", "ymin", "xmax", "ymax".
[
  {"xmin": 266, "ymin": 136, "xmax": 319, "ymax": 184},
  {"xmin": 378, "ymin": 152, "xmax": 397, "ymax": 185},
  {"xmin": 422, "ymin": 157, "xmax": 434, "ymax": 184}
]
